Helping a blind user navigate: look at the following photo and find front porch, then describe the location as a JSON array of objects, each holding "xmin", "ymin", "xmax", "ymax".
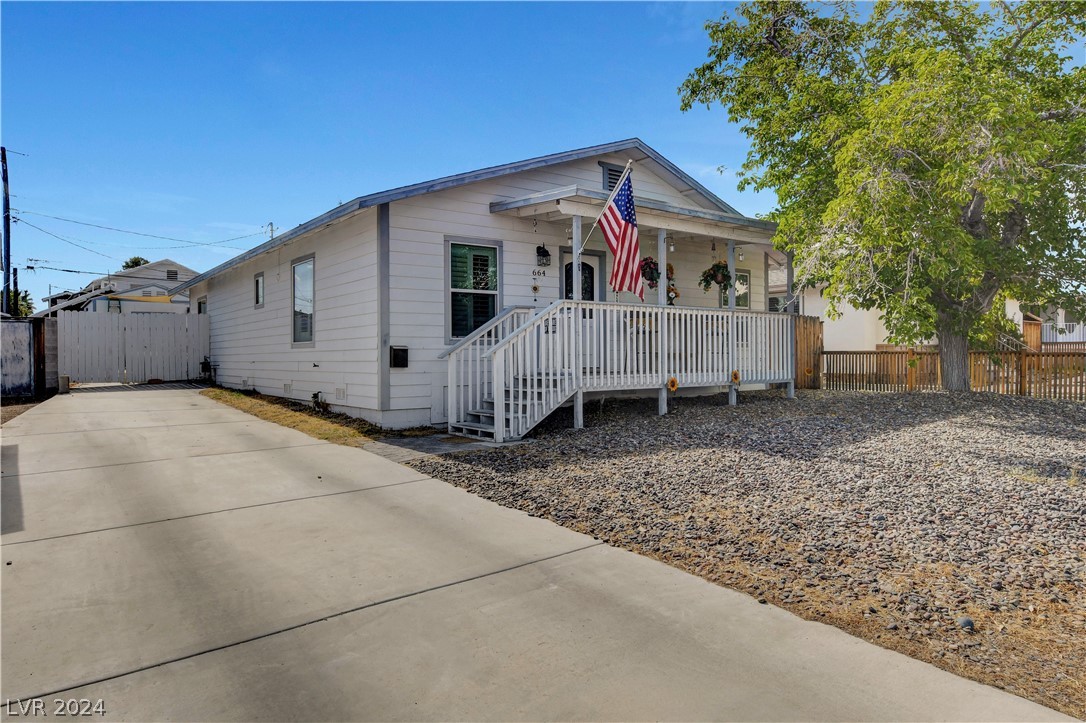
[
  {"xmin": 445, "ymin": 300, "xmax": 802, "ymax": 442},
  {"xmin": 441, "ymin": 180, "xmax": 803, "ymax": 443}
]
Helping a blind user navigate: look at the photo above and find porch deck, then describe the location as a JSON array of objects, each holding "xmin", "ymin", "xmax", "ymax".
[{"xmin": 445, "ymin": 300, "xmax": 797, "ymax": 442}]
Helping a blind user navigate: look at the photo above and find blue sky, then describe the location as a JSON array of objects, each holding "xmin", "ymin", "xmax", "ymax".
[{"xmin": 2, "ymin": 1, "xmax": 771, "ymax": 306}]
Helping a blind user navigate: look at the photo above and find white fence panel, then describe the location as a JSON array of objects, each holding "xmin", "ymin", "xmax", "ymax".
[{"xmin": 58, "ymin": 311, "xmax": 209, "ymax": 384}]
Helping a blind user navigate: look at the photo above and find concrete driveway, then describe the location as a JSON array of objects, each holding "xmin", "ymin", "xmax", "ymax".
[{"xmin": 0, "ymin": 386, "xmax": 1069, "ymax": 722}]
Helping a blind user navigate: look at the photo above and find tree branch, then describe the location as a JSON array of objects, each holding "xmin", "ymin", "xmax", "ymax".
[{"xmin": 1039, "ymin": 106, "xmax": 1085, "ymax": 121}]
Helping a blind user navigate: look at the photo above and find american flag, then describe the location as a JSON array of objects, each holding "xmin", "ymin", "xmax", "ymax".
[{"xmin": 598, "ymin": 171, "xmax": 644, "ymax": 300}]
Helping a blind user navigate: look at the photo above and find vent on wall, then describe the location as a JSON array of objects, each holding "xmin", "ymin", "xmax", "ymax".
[
  {"xmin": 601, "ymin": 162, "xmax": 625, "ymax": 192},
  {"xmin": 166, "ymin": 270, "xmax": 179, "ymax": 281},
  {"xmin": 335, "ymin": 387, "xmax": 346, "ymax": 401},
  {"xmin": 241, "ymin": 378, "xmax": 250, "ymax": 389},
  {"xmin": 284, "ymin": 383, "xmax": 292, "ymax": 396}
]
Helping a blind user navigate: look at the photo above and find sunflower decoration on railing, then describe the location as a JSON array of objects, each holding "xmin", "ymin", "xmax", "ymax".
[
  {"xmin": 731, "ymin": 369, "xmax": 741, "ymax": 384},
  {"xmin": 666, "ymin": 376, "xmax": 679, "ymax": 392}
]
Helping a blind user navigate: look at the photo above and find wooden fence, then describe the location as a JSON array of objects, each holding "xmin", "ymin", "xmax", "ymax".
[
  {"xmin": 1043, "ymin": 341, "xmax": 1086, "ymax": 353},
  {"xmin": 823, "ymin": 349, "xmax": 1086, "ymax": 401}
]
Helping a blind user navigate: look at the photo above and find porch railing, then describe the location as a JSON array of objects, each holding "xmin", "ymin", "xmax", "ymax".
[
  {"xmin": 1042, "ymin": 322, "xmax": 1086, "ymax": 343},
  {"xmin": 443, "ymin": 305, "xmax": 537, "ymax": 434},
  {"xmin": 481, "ymin": 301, "xmax": 795, "ymax": 442}
]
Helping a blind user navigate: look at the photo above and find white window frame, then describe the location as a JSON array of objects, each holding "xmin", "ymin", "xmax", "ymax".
[
  {"xmin": 291, "ymin": 254, "xmax": 315, "ymax": 347},
  {"xmin": 254, "ymin": 272, "xmax": 265, "ymax": 309},
  {"xmin": 197, "ymin": 296, "xmax": 207, "ymax": 314},
  {"xmin": 445, "ymin": 236, "xmax": 502, "ymax": 343},
  {"xmin": 720, "ymin": 269, "xmax": 751, "ymax": 310}
]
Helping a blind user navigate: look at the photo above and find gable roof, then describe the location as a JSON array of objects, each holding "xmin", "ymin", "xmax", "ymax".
[
  {"xmin": 81, "ymin": 258, "xmax": 197, "ymax": 291},
  {"xmin": 173, "ymin": 139, "xmax": 747, "ymax": 294}
]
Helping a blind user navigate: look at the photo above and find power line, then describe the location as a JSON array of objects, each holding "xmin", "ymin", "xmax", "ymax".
[
  {"xmin": 23, "ymin": 264, "xmax": 200, "ymax": 286},
  {"xmin": 14, "ymin": 214, "xmax": 252, "ymax": 254},
  {"xmin": 11, "ymin": 208, "xmax": 264, "ymax": 248},
  {"xmin": 14, "ymin": 217, "xmax": 119, "ymax": 260}
]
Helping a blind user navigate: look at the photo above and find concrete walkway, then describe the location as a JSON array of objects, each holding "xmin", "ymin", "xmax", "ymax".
[{"xmin": 0, "ymin": 388, "xmax": 1069, "ymax": 722}]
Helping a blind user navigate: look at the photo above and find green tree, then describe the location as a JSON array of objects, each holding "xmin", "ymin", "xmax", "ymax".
[
  {"xmin": 8, "ymin": 289, "xmax": 34, "ymax": 316},
  {"xmin": 122, "ymin": 256, "xmax": 150, "ymax": 270},
  {"xmin": 681, "ymin": 1, "xmax": 1086, "ymax": 390}
]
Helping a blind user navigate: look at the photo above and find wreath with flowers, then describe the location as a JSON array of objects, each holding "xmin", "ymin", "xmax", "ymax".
[
  {"xmin": 699, "ymin": 260, "xmax": 733, "ymax": 293},
  {"xmin": 640, "ymin": 257, "xmax": 662, "ymax": 289}
]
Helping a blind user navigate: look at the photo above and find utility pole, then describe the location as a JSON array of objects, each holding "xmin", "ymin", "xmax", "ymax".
[
  {"xmin": 2, "ymin": 146, "xmax": 11, "ymax": 315},
  {"xmin": 11, "ymin": 267, "xmax": 18, "ymax": 316},
  {"xmin": 267, "ymin": 222, "xmax": 277, "ymax": 240}
]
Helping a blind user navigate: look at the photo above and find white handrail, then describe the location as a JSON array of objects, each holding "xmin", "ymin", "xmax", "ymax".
[
  {"xmin": 481, "ymin": 298, "xmax": 567, "ymax": 360},
  {"xmin": 438, "ymin": 305, "xmax": 536, "ymax": 359}
]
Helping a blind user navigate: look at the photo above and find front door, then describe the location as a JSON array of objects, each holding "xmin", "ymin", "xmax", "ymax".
[
  {"xmin": 560, "ymin": 252, "xmax": 604, "ymax": 372},
  {"xmin": 559, "ymin": 250, "xmax": 603, "ymax": 301},
  {"xmin": 563, "ymin": 260, "xmax": 595, "ymax": 301}
]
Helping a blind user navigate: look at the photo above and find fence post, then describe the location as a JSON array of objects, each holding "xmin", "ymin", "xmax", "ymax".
[
  {"xmin": 1017, "ymin": 348, "xmax": 1028, "ymax": 396},
  {"xmin": 906, "ymin": 348, "xmax": 916, "ymax": 391}
]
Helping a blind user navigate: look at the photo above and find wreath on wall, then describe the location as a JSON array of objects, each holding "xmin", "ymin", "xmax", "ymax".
[
  {"xmin": 699, "ymin": 260, "xmax": 733, "ymax": 293},
  {"xmin": 640, "ymin": 257, "xmax": 661, "ymax": 289}
]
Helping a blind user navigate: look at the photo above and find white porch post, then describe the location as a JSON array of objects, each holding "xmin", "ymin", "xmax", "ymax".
[
  {"xmin": 728, "ymin": 239, "xmax": 737, "ymax": 406},
  {"xmin": 493, "ymin": 351, "xmax": 506, "ymax": 443},
  {"xmin": 572, "ymin": 214, "xmax": 584, "ymax": 429},
  {"xmin": 657, "ymin": 227, "xmax": 668, "ymax": 415}
]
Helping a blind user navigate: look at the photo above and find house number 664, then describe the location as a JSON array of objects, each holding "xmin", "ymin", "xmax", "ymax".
[{"xmin": 532, "ymin": 269, "xmax": 546, "ymax": 277}]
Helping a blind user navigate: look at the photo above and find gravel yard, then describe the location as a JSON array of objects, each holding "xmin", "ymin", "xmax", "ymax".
[{"xmin": 409, "ymin": 390, "xmax": 1086, "ymax": 718}]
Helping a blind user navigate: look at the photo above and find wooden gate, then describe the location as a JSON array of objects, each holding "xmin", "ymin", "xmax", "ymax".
[
  {"xmin": 57, "ymin": 311, "xmax": 209, "ymax": 384},
  {"xmin": 794, "ymin": 315, "xmax": 823, "ymax": 389}
]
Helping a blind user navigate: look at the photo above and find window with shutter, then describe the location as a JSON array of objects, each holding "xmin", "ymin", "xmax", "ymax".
[{"xmin": 449, "ymin": 243, "xmax": 498, "ymax": 338}]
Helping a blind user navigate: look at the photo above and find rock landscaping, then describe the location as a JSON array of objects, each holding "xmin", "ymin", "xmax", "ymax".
[{"xmin": 408, "ymin": 390, "xmax": 1086, "ymax": 718}]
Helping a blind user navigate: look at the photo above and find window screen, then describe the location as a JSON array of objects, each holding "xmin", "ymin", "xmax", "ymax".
[{"xmin": 293, "ymin": 258, "xmax": 314, "ymax": 343}]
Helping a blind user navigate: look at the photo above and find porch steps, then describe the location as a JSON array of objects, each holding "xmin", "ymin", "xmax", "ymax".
[{"xmin": 450, "ymin": 374, "xmax": 568, "ymax": 442}]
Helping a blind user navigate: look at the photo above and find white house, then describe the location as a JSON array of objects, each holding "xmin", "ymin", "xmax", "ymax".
[
  {"xmin": 768, "ymin": 268, "xmax": 1061, "ymax": 350},
  {"xmin": 38, "ymin": 259, "xmax": 197, "ymax": 317},
  {"xmin": 173, "ymin": 140, "xmax": 799, "ymax": 441}
]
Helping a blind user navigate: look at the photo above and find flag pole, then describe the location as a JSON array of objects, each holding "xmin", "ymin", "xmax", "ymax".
[{"xmin": 577, "ymin": 159, "xmax": 633, "ymax": 254}]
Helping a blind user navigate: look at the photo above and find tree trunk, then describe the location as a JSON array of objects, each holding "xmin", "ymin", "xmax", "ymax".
[{"xmin": 936, "ymin": 322, "xmax": 970, "ymax": 391}]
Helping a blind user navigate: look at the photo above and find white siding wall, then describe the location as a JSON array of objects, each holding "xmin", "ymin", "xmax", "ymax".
[
  {"xmin": 800, "ymin": 289, "xmax": 890, "ymax": 351},
  {"xmin": 387, "ymin": 156, "xmax": 771, "ymax": 426},
  {"xmin": 192, "ymin": 208, "xmax": 381, "ymax": 421}
]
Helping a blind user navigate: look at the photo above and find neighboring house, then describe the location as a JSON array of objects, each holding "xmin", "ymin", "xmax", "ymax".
[
  {"xmin": 37, "ymin": 259, "xmax": 197, "ymax": 317},
  {"xmin": 173, "ymin": 139, "xmax": 797, "ymax": 439},
  {"xmin": 1034, "ymin": 305, "xmax": 1085, "ymax": 343},
  {"xmin": 768, "ymin": 268, "xmax": 1061, "ymax": 350}
]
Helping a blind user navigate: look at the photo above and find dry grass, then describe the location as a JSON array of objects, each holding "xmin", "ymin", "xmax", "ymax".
[
  {"xmin": 200, "ymin": 387, "xmax": 438, "ymax": 446},
  {"xmin": 1, "ymin": 401, "xmax": 39, "ymax": 425}
]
